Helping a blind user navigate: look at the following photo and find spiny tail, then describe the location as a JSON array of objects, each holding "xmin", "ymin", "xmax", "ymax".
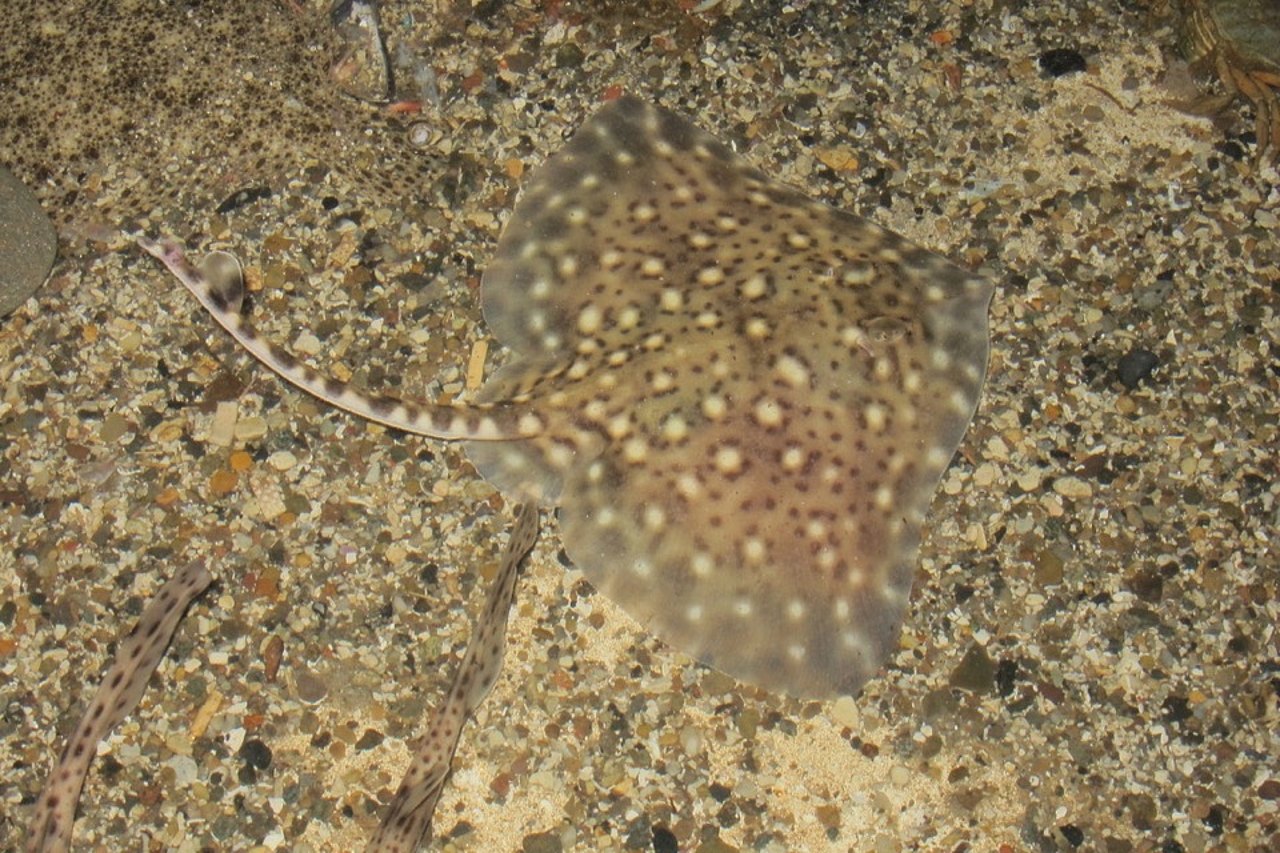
[{"xmin": 139, "ymin": 236, "xmax": 541, "ymax": 442}]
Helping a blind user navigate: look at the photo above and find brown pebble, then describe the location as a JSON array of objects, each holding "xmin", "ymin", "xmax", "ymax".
[
  {"xmin": 1034, "ymin": 549, "xmax": 1065, "ymax": 585},
  {"xmin": 1259, "ymin": 779, "xmax": 1280, "ymax": 800},
  {"xmin": 490, "ymin": 771, "xmax": 512, "ymax": 798},
  {"xmin": 254, "ymin": 564, "xmax": 281, "ymax": 599},
  {"xmin": 263, "ymin": 635, "xmax": 284, "ymax": 683},
  {"xmin": 209, "ymin": 469, "xmax": 238, "ymax": 496}
]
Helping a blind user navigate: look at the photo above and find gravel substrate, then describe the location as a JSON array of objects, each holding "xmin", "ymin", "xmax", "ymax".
[{"xmin": 2, "ymin": 1, "xmax": 1276, "ymax": 851}]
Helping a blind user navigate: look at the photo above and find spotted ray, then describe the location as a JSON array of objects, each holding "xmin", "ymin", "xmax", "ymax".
[
  {"xmin": 25, "ymin": 560, "xmax": 212, "ymax": 853},
  {"xmin": 145, "ymin": 94, "xmax": 993, "ymax": 699},
  {"xmin": 140, "ymin": 94, "xmax": 992, "ymax": 847}
]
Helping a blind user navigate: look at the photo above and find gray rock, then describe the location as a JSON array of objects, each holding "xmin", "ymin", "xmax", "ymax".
[{"xmin": 0, "ymin": 165, "xmax": 56, "ymax": 317}]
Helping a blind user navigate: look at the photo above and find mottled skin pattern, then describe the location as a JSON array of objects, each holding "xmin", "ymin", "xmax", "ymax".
[
  {"xmin": 132, "ymin": 96, "xmax": 992, "ymax": 851},
  {"xmin": 25, "ymin": 561, "xmax": 212, "ymax": 853}
]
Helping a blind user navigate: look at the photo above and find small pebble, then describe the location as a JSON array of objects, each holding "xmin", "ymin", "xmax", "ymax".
[
  {"xmin": 235, "ymin": 415, "xmax": 269, "ymax": 441},
  {"xmin": 521, "ymin": 829, "xmax": 563, "ymax": 853},
  {"xmin": 209, "ymin": 469, "xmax": 238, "ymax": 496},
  {"xmin": 355, "ymin": 728, "xmax": 384, "ymax": 751},
  {"xmin": 293, "ymin": 668, "xmax": 329, "ymax": 704},
  {"xmin": 950, "ymin": 644, "xmax": 995, "ymax": 693},
  {"xmin": 1039, "ymin": 48, "xmax": 1087, "ymax": 78},
  {"xmin": 164, "ymin": 754, "xmax": 200, "ymax": 785},
  {"xmin": 1035, "ymin": 549, "xmax": 1065, "ymax": 585},
  {"xmin": 293, "ymin": 331, "xmax": 322, "ymax": 356},
  {"xmin": 830, "ymin": 695, "xmax": 861, "ymax": 728},
  {"xmin": 209, "ymin": 401, "xmax": 239, "ymax": 447},
  {"xmin": 652, "ymin": 826, "xmax": 679, "ymax": 853},
  {"xmin": 229, "ymin": 450, "xmax": 253, "ymax": 472},
  {"xmin": 239, "ymin": 738, "xmax": 273, "ymax": 770},
  {"xmin": 1117, "ymin": 349, "xmax": 1159, "ymax": 389},
  {"xmin": 268, "ymin": 450, "xmax": 298, "ymax": 471},
  {"xmin": 1053, "ymin": 476, "xmax": 1093, "ymax": 499}
]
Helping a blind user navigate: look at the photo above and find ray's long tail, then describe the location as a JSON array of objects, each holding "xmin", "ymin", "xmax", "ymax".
[{"xmin": 139, "ymin": 236, "xmax": 541, "ymax": 442}]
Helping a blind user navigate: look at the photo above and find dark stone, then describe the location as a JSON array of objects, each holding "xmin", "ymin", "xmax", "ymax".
[
  {"xmin": 652, "ymin": 825, "xmax": 679, "ymax": 853},
  {"xmin": 1162, "ymin": 696, "xmax": 1192, "ymax": 725},
  {"xmin": 1117, "ymin": 349, "xmax": 1159, "ymax": 389},
  {"xmin": 238, "ymin": 738, "xmax": 273, "ymax": 770},
  {"xmin": 1126, "ymin": 568, "xmax": 1164, "ymax": 603},
  {"xmin": 950, "ymin": 644, "xmax": 995, "ymax": 693},
  {"xmin": 1203, "ymin": 804, "xmax": 1225, "ymax": 835},
  {"xmin": 995, "ymin": 658, "xmax": 1019, "ymax": 697},
  {"xmin": 521, "ymin": 829, "xmax": 563, "ymax": 853},
  {"xmin": 1060, "ymin": 824, "xmax": 1085, "ymax": 846},
  {"xmin": 1039, "ymin": 48, "xmax": 1087, "ymax": 77},
  {"xmin": 554, "ymin": 43, "xmax": 585, "ymax": 69},
  {"xmin": 355, "ymin": 728, "xmax": 384, "ymax": 750}
]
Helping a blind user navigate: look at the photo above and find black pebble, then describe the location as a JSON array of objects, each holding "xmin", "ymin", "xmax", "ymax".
[
  {"xmin": 355, "ymin": 728, "xmax": 384, "ymax": 751},
  {"xmin": 1118, "ymin": 349, "xmax": 1159, "ymax": 389},
  {"xmin": 239, "ymin": 738, "xmax": 273, "ymax": 770},
  {"xmin": 1162, "ymin": 695, "xmax": 1192, "ymax": 725},
  {"xmin": 1039, "ymin": 48, "xmax": 1087, "ymax": 77},
  {"xmin": 215, "ymin": 186, "xmax": 271, "ymax": 214},
  {"xmin": 994, "ymin": 658, "xmax": 1019, "ymax": 697},
  {"xmin": 1059, "ymin": 824, "xmax": 1085, "ymax": 846},
  {"xmin": 652, "ymin": 826, "xmax": 679, "ymax": 853}
]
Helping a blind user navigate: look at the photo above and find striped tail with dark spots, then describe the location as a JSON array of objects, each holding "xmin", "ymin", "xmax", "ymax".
[{"xmin": 139, "ymin": 236, "xmax": 543, "ymax": 442}]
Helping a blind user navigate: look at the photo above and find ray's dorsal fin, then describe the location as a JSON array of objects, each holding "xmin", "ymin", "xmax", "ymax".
[{"xmin": 138, "ymin": 236, "xmax": 543, "ymax": 443}]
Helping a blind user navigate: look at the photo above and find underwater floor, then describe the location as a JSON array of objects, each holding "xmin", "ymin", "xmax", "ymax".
[{"xmin": 1, "ymin": 0, "xmax": 1277, "ymax": 851}]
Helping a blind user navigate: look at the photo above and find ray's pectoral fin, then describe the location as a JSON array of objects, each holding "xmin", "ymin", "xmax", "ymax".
[{"xmin": 463, "ymin": 95, "xmax": 995, "ymax": 700}]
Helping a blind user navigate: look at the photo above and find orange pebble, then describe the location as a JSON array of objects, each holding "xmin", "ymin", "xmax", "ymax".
[
  {"xmin": 209, "ymin": 469, "xmax": 238, "ymax": 497},
  {"xmin": 255, "ymin": 565, "xmax": 281, "ymax": 599},
  {"xmin": 263, "ymin": 635, "xmax": 284, "ymax": 683}
]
